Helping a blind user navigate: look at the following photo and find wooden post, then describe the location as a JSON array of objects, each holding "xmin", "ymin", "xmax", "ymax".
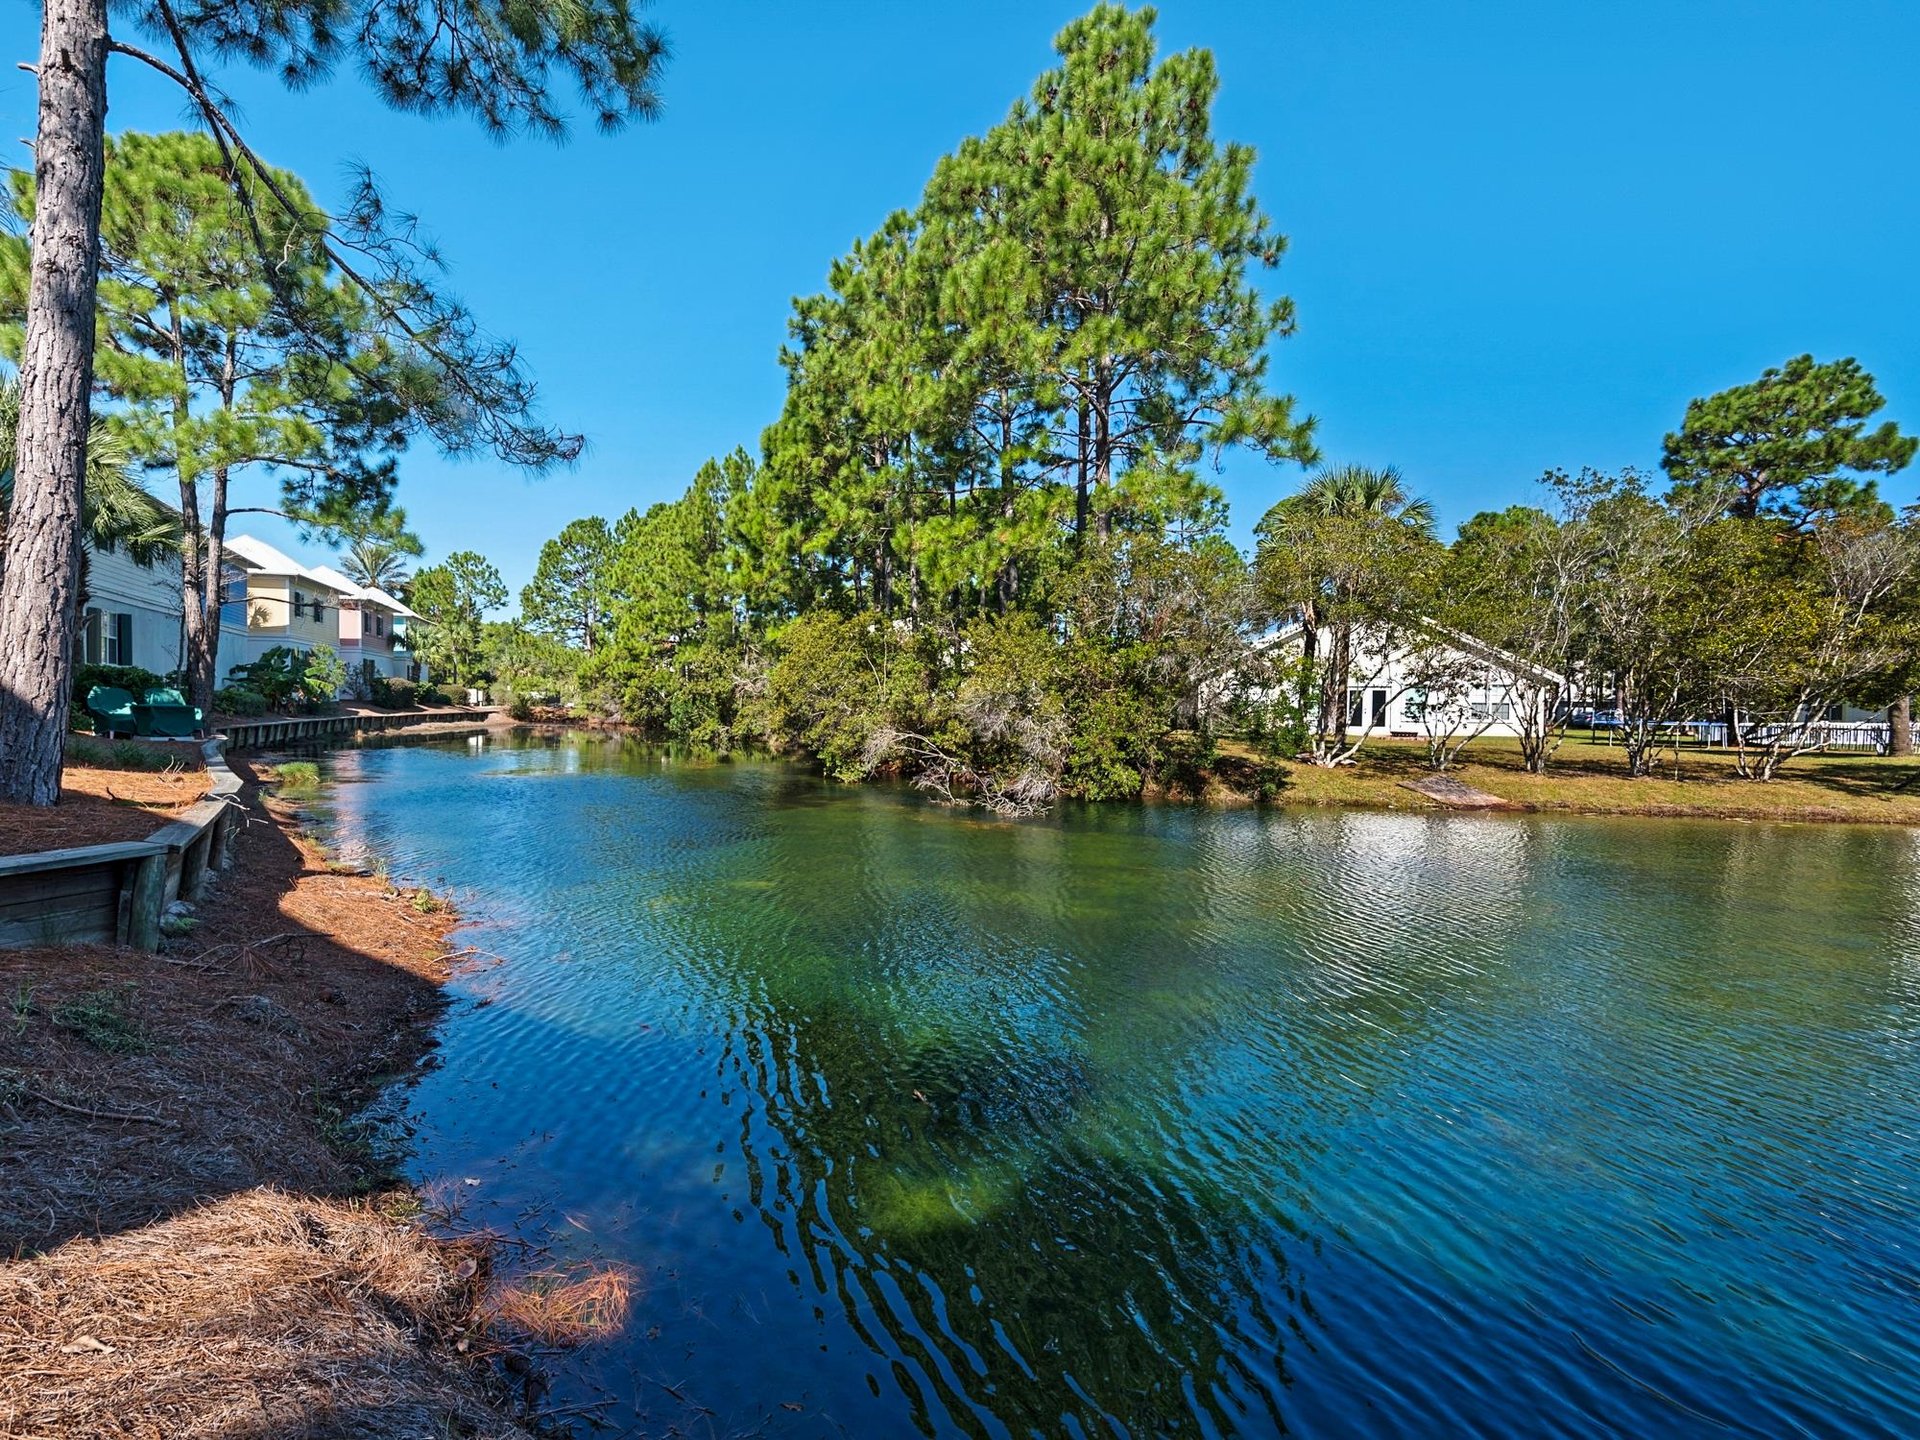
[
  {"xmin": 179, "ymin": 828, "xmax": 209, "ymax": 899},
  {"xmin": 209, "ymin": 803, "xmax": 235, "ymax": 870},
  {"xmin": 126, "ymin": 851, "xmax": 165, "ymax": 951}
]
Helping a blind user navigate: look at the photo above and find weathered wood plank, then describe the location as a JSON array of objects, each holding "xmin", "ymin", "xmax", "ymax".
[
  {"xmin": 0, "ymin": 840, "xmax": 166, "ymax": 877},
  {"xmin": 0, "ymin": 899, "xmax": 118, "ymax": 947},
  {"xmin": 0, "ymin": 867, "xmax": 118, "ymax": 907},
  {"xmin": 127, "ymin": 851, "xmax": 166, "ymax": 951}
]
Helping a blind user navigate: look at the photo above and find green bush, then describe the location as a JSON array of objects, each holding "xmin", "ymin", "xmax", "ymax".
[
  {"xmin": 300, "ymin": 644, "xmax": 348, "ymax": 705},
  {"xmin": 232, "ymin": 648, "xmax": 308, "ymax": 710},
  {"xmin": 230, "ymin": 645, "xmax": 347, "ymax": 711},
  {"xmin": 765, "ymin": 612, "xmax": 911, "ymax": 780},
  {"xmin": 369, "ymin": 676, "xmax": 418, "ymax": 710},
  {"xmin": 1158, "ymin": 730, "xmax": 1218, "ymax": 794},
  {"xmin": 417, "ymin": 686, "xmax": 453, "ymax": 707},
  {"xmin": 72, "ymin": 663, "xmax": 163, "ymax": 704},
  {"xmin": 214, "ymin": 686, "xmax": 267, "ymax": 716}
]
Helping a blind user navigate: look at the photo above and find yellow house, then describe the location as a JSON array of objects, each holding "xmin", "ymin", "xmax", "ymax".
[{"xmin": 223, "ymin": 534, "xmax": 359, "ymax": 668}]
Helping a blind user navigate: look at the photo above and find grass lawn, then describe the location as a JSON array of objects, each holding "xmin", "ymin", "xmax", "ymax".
[{"xmin": 1228, "ymin": 735, "xmax": 1920, "ymax": 825}]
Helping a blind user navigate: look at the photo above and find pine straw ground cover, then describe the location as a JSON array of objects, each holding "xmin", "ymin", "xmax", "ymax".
[
  {"xmin": 0, "ymin": 763, "xmax": 607, "ymax": 1439},
  {"xmin": 0, "ymin": 743, "xmax": 210, "ymax": 857}
]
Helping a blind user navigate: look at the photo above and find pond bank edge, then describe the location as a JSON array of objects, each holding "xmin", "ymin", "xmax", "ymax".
[{"xmin": 0, "ymin": 760, "xmax": 553, "ymax": 1438}]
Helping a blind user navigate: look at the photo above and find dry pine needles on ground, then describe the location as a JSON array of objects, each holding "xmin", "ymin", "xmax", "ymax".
[
  {"xmin": 0, "ymin": 1189, "xmax": 534, "ymax": 1440},
  {"xmin": 0, "ymin": 766, "xmax": 557, "ymax": 1438},
  {"xmin": 0, "ymin": 760, "xmax": 211, "ymax": 857}
]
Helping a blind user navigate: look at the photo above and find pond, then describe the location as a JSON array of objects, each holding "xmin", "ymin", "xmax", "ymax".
[{"xmin": 311, "ymin": 729, "xmax": 1920, "ymax": 1438}]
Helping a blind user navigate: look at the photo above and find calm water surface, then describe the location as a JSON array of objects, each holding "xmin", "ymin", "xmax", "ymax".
[{"xmin": 312, "ymin": 730, "xmax": 1920, "ymax": 1438}]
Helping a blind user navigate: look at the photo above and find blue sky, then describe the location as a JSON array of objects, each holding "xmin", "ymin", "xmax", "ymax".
[{"xmin": 4, "ymin": 1, "xmax": 1916, "ymax": 604}]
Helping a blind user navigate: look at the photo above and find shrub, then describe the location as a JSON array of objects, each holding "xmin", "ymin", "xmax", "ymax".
[
  {"xmin": 901, "ymin": 614, "xmax": 1070, "ymax": 814},
  {"xmin": 369, "ymin": 676, "xmax": 418, "ymax": 710},
  {"xmin": 1157, "ymin": 730, "xmax": 1218, "ymax": 794},
  {"xmin": 214, "ymin": 686, "xmax": 267, "ymax": 716},
  {"xmin": 765, "ymin": 611, "xmax": 911, "ymax": 780},
  {"xmin": 232, "ymin": 648, "xmax": 307, "ymax": 710},
  {"xmin": 230, "ymin": 645, "xmax": 347, "ymax": 711},
  {"xmin": 417, "ymin": 686, "xmax": 453, "ymax": 707},
  {"xmin": 72, "ymin": 663, "xmax": 163, "ymax": 703},
  {"xmin": 299, "ymin": 644, "xmax": 348, "ymax": 705}
]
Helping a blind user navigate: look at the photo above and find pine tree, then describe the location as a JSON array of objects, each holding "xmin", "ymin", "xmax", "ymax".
[
  {"xmin": 0, "ymin": 0, "xmax": 667, "ymax": 803},
  {"xmin": 522, "ymin": 518, "xmax": 617, "ymax": 654},
  {"xmin": 1663, "ymin": 355, "xmax": 1915, "ymax": 525}
]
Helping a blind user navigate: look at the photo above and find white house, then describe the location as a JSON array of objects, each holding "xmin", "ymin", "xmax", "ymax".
[
  {"xmin": 78, "ymin": 535, "xmax": 252, "ymax": 683},
  {"xmin": 1258, "ymin": 619, "xmax": 1566, "ymax": 743}
]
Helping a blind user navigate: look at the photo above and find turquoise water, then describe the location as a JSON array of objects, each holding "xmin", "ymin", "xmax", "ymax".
[{"xmin": 314, "ymin": 730, "xmax": 1920, "ymax": 1438}]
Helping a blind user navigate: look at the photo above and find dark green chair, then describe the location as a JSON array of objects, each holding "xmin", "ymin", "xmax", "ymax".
[
  {"xmin": 135, "ymin": 688, "xmax": 204, "ymax": 739},
  {"xmin": 85, "ymin": 685, "xmax": 139, "ymax": 738}
]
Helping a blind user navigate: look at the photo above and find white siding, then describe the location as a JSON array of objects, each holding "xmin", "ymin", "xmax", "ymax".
[{"xmin": 80, "ymin": 541, "xmax": 184, "ymax": 675}]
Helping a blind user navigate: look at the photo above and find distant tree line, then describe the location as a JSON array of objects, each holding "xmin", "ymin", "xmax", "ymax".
[{"xmin": 489, "ymin": 9, "xmax": 1916, "ymax": 810}]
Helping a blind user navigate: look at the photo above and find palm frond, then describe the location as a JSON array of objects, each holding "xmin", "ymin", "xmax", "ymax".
[{"xmin": 0, "ymin": 381, "xmax": 183, "ymax": 567}]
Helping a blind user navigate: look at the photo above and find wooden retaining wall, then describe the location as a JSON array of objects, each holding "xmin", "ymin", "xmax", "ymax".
[
  {"xmin": 0, "ymin": 739, "xmax": 245, "ymax": 952},
  {"xmin": 218, "ymin": 708, "xmax": 490, "ymax": 751}
]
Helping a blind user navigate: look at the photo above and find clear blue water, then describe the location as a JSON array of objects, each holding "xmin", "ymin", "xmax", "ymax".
[{"xmin": 312, "ymin": 729, "xmax": 1920, "ymax": 1438}]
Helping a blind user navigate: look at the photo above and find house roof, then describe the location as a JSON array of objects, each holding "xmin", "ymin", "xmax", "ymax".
[
  {"xmin": 225, "ymin": 535, "xmax": 349, "ymax": 591},
  {"xmin": 304, "ymin": 564, "xmax": 418, "ymax": 619},
  {"xmin": 1262, "ymin": 615, "xmax": 1568, "ymax": 688},
  {"xmin": 358, "ymin": 584, "xmax": 420, "ymax": 621}
]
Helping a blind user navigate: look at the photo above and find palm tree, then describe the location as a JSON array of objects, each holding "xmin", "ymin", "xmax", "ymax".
[
  {"xmin": 338, "ymin": 510, "xmax": 425, "ymax": 598},
  {"xmin": 0, "ymin": 382, "xmax": 181, "ymax": 582},
  {"xmin": 1284, "ymin": 463, "xmax": 1435, "ymax": 530},
  {"xmin": 340, "ymin": 537, "xmax": 415, "ymax": 595},
  {"xmin": 1257, "ymin": 464, "xmax": 1437, "ymax": 750}
]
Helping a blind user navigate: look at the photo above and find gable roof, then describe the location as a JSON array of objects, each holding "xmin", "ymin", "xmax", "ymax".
[
  {"xmin": 305, "ymin": 565, "xmax": 419, "ymax": 619},
  {"xmin": 225, "ymin": 535, "xmax": 349, "ymax": 591},
  {"xmin": 1261, "ymin": 615, "xmax": 1568, "ymax": 688},
  {"xmin": 357, "ymin": 584, "xmax": 419, "ymax": 621}
]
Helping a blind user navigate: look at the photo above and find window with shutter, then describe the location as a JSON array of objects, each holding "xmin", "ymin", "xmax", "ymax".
[{"xmin": 116, "ymin": 613, "xmax": 134, "ymax": 667}]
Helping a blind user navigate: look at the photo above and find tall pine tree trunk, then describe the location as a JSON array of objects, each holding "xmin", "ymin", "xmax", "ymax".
[
  {"xmin": 181, "ymin": 465, "xmax": 231, "ymax": 720},
  {"xmin": 1890, "ymin": 694, "xmax": 1913, "ymax": 758},
  {"xmin": 0, "ymin": 0, "xmax": 109, "ymax": 805},
  {"xmin": 1074, "ymin": 400, "xmax": 1090, "ymax": 537}
]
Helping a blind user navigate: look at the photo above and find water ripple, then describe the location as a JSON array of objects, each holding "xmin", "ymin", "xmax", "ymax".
[{"xmin": 311, "ymin": 732, "xmax": 1920, "ymax": 1438}]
